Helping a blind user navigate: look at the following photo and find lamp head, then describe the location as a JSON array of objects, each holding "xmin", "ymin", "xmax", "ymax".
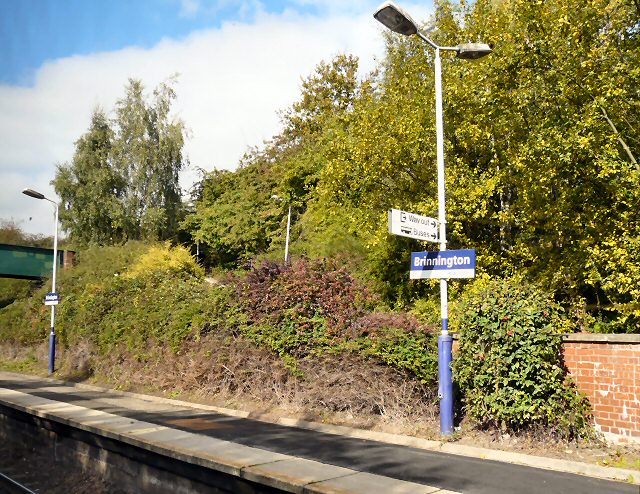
[
  {"xmin": 456, "ymin": 43, "xmax": 493, "ymax": 60},
  {"xmin": 22, "ymin": 188, "xmax": 46, "ymax": 200},
  {"xmin": 373, "ymin": 1, "xmax": 418, "ymax": 36}
]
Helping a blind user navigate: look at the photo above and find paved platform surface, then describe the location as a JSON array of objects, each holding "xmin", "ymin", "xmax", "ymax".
[{"xmin": 0, "ymin": 372, "xmax": 637, "ymax": 494}]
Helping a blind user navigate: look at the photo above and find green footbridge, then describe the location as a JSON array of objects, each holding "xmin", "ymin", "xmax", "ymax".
[{"xmin": 0, "ymin": 243, "xmax": 73, "ymax": 280}]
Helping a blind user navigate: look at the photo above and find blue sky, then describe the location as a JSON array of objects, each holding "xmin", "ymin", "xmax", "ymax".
[
  {"xmin": 0, "ymin": 1, "xmax": 433, "ymax": 236},
  {"xmin": 0, "ymin": 0, "xmax": 320, "ymax": 86}
]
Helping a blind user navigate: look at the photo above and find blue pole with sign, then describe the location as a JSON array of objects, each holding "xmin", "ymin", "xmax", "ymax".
[
  {"xmin": 433, "ymin": 44, "xmax": 455, "ymax": 436},
  {"xmin": 48, "ymin": 202, "xmax": 59, "ymax": 374},
  {"xmin": 22, "ymin": 188, "xmax": 59, "ymax": 375},
  {"xmin": 411, "ymin": 248, "xmax": 476, "ymax": 434},
  {"xmin": 438, "ymin": 334, "xmax": 454, "ymax": 433},
  {"xmin": 44, "ymin": 291, "xmax": 60, "ymax": 374},
  {"xmin": 374, "ymin": 0, "xmax": 491, "ymax": 437}
]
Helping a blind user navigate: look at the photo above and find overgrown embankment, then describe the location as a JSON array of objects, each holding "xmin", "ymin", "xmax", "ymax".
[
  {"xmin": 0, "ymin": 243, "xmax": 599, "ymax": 441},
  {"xmin": 0, "ymin": 242, "xmax": 439, "ymax": 430}
]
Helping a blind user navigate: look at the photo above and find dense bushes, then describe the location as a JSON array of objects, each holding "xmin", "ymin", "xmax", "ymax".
[
  {"xmin": 0, "ymin": 245, "xmax": 597, "ymax": 437},
  {"xmin": 240, "ymin": 259, "xmax": 375, "ymax": 345},
  {"xmin": 237, "ymin": 259, "xmax": 438, "ymax": 382},
  {"xmin": 452, "ymin": 276, "xmax": 593, "ymax": 438},
  {"xmin": 0, "ymin": 242, "xmax": 221, "ymax": 353},
  {"xmin": 58, "ymin": 243, "xmax": 219, "ymax": 353},
  {"xmin": 0, "ymin": 247, "xmax": 438, "ymax": 386}
]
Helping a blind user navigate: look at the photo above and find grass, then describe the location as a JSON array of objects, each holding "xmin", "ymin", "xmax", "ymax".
[
  {"xmin": 600, "ymin": 450, "xmax": 640, "ymax": 471},
  {"xmin": 0, "ymin": 350, "xmax": 41, "ymax": 374}
]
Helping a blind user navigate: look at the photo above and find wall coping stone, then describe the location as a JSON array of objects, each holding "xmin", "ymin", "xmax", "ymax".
[
  {"xmin": 561, "ymin": 332, "xmax": 640, "ymax": 344},
  {"xmin": 451, "ymin": 332, "xmax": 640, "ymax": 344}
]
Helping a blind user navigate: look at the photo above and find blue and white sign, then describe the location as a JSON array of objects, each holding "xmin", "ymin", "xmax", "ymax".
[
  {"xmin": 44, "ymin": 292, "xmax": 60, "ymax": 306},
  {"xmin": 410, "ymin": 249, "xmax": 476, "ymax": 279}
]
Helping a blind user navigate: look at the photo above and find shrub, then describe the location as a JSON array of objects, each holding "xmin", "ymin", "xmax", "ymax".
[
  {"xmin": 0, "ymin": 279, "xmax": 37, "ymax": 309},
  {"xmin": 124, "ymin": 242, "xmax": 204, "ymax": 281},
  {"xmin": 239, "ymin": 259, "xmax": 377, "ymax": 354},
  {"xmin": 55, "ymin": 244, "xmax": 215, "ymax": 352},
  {"xmin": 451, "ymin": 276, "xmax": 593, "ymax": 439},
  {"xmin": 237, "ymin": 259, "xmax": 438, "ymax": 383},
  {"xmin": 0, "ymin": 242, "xmax": 221, "ymax": 353}
]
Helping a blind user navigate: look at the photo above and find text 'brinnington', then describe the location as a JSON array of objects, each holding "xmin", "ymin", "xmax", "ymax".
[{"xmin": 413, "ymin": 254, "xmax": 471, "ymax": 269}]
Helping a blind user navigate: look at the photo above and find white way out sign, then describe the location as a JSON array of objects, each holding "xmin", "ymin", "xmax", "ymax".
[
  {"xmin": 410, "ymin": 249, "xmax": 476, "ymax": 279},
  {"xmin": 388, "ymin": 208, "xmax": 439, "ymax": 243}
]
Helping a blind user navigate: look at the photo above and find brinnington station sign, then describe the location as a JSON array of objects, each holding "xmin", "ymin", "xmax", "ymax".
[
  {"xmin": 44, "ymin": 292, "xmax": 60, "ymax": 306},
  {"xmin": 410, "ymin": 249, "xmax": 476, "ymax": 279}
]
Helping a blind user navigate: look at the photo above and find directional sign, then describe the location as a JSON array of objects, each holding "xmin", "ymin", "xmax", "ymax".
[
  {"xmin": 388, "ymin": 208, "xmax": 439, "ymax": 243},
  {"xmin": 44, "ymin": 292, "xmax": 60, "ymax": 306},
  {"xmin": 410, "ymin": 249, "xmax": 476, "ymax": 279}
]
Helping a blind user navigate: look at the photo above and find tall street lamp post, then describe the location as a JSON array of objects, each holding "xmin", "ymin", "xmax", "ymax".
[
  {"xmin": 284, "ymin": 203, "xmax": 291, "ymax": 265},
  {"xmin": 374, "ymin": 1, "xmax": 492, "ymax": 435},
  {"xmin": 22, "ymin": 188, "xmax": 59, "ymax": 375},
  {"xmin": 271, "ymin": 195, "xmax": 292, "ymax": 265}
]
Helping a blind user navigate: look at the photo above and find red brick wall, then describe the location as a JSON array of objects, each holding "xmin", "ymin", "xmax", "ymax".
[
  {"xmin": 562, "ymin": 334, "xmax": 640, "ymax": 442},
  {"xmin": 63, "ymin": 250, "xmax": 75, "ymax": 270}
]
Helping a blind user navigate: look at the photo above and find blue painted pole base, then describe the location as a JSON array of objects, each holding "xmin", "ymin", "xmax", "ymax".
[
  {"xmin": 438, "ymin": 334, "xmax": 454, "ymax": 435},
  {"xmin": 48, "ymin": 330, "xmax": 56, "ymax": 375}
]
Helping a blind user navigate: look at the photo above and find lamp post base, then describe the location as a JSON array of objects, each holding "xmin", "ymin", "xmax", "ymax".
[
  {"xmin": 48, "ymin": 330, "xmax": 56, "ymax": 375},
  {"xmin": 438, "ymin": 334, "xmax": 454, "ymax": 435}
]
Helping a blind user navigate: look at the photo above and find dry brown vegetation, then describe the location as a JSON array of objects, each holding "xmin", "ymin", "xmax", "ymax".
[
  {"xmin": 3, "ymin": 339, "xmax": 640, "ymax": 471},
  {"xmin": 1, "ymin": 331, "xmax": 438, "ymax": 435}
]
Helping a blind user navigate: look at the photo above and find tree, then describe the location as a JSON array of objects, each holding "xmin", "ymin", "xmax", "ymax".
[
  {"xmin": 183, "ymin": 157, "xmax": 282, "ymax": 266},
  {"xmin": 317, "ymin": 0, "xmax": 639, "ymax": 325},
  {"xmin": 53, "ymin": 109, "xmax": 124, "ymax": 244},
  {"xmin": 111, "ymin": 78, "xmax": 186, "ymax": 240},
  {"xmin": 185, "ymin": 55, "xmax": 363, "ymax": 267},
  {"xmin": 444, "ymin": 0, "xmax": 640, "ymax": 327},
  {"xmin": 53, "ymin": 78, "xmax": 187, "ymax": 244}
]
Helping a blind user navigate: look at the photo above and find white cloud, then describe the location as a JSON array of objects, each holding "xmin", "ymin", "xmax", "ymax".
[
  {"xmin": 179, "ymin": 0, "xmax": 202, "ymax": 17},
  {"xmin": 0, "ymin": 4, "xmax": 434, "ymax": 236}
]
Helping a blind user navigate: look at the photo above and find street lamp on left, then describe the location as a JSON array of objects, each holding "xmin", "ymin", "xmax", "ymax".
[{"xmin": 22, "ymin": 188, "xmax": 59, "ymax": 374}]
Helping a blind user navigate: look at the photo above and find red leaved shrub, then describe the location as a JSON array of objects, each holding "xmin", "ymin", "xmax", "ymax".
[{"xmin": 240, "ymin": 258, "xmax": 377, "ymax": 338}]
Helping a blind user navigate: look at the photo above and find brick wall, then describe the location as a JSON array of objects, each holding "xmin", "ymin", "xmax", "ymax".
[
  {"xmin": 63, "ymin": 250, "xmax": 75, "ymax": 270},
  {"xmin": 562, "ymin": 333, "xmax": 640, "ymax": 443}
]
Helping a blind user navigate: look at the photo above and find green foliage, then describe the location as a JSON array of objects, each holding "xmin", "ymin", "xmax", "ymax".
[
  {"xmin": 281, "ymin": 54, "xmax": 360, "ymax": 141},
  {"xmin": 0, "ymin": 278, "xmax": 36, "ymax": 309},
  {"xmin": 73, "ymin": 275, "xmax": 221, "ymax": 353},
  {"xmin": 236, "ymin": 259, "xmax": 438, "ymax": 381},
  {"xmin": 442, "ymin": 0, "xmax": 640, "ymax": 322},
  {"xmin": 52, "ymin": 109, "xmax": 123, "ymax": 244},
  {"xmin": 183, "ymin": 160, "xmax": 282, "ymax": 267},
  {"xmin": 0, "ymin": 242, "xmax": 220, "ymax": 353},
  {"xmin": 361, "ymin": 322, "xmax": 438, "ymax": 385},
  {"xmin": 0, "ymin": 219, "xmax": 53, "ymax": 248},
  {"xmin": 305, "ymin": 0, "xmax": 639, "ymax": 330},
  {"xmin": 0, "ymin": 244, "xmax": 437, "ymax": 384},
  {"xmin": 57, "ymin": 243, "xmax": 213, "ymax": 352},
  {"xmin": 185, "ymin": 55, "xmax": 362, "ymax": 268},
  {"xmin": 452, "ymin": 276, "xmax": 593, "ymax": 438},
  {"xmin": 124, "ymin": 243, "xmax": 204, "ymax": 281},
  {"xmin": 238, "ymin": 259, "xmax": 376, "ymax": 354},
  {"xmin": 53, "ymin": 77, "xmax": 187, "ymax": 244}
]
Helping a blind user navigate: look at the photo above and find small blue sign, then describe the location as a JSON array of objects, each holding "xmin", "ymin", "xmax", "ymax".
[
  {"xmin": 410, "ymin": 249, "xmax": 476, "ymax": 279},
  {"xmin": 44, "ymin": 292, "xmax": 60, "ymax": 306}
]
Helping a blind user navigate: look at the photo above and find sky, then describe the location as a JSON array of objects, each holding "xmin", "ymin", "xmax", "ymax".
[{"xmin": 0, "ymin": 0, "xmax": 433, "ymax": 237}]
